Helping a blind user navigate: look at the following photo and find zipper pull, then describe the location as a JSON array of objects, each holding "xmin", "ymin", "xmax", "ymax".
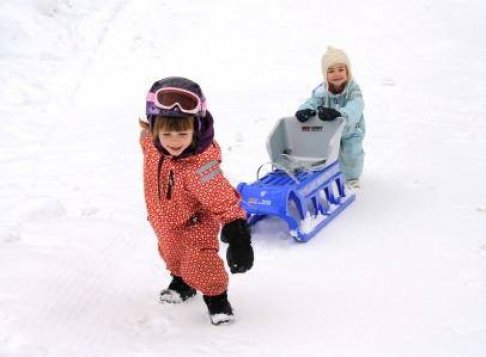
[{"xmin": 166, "ymin": 170, "xmax": 174, "ymax": 200}]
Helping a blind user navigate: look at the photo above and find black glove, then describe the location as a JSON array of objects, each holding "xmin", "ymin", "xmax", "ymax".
[
  {"xmin": 317, "ymin": 106, "xmax": 341, "ymax": 121},
  {"xmin": 221, "ymin": 219, "xmax": 254, "ymax": 274},
  {"xmin": 295, "ymin": 109, "xmax": 316, "ymax": 123}
]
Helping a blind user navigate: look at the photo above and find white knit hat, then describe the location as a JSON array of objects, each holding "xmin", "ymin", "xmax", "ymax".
[{"xmin": 321, "ymin": 46, "xmax": 352, "ymax": 82}]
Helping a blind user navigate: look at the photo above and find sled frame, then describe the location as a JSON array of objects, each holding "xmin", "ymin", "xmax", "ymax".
[{"xmin": 237, "ymin": 115, "xmax": 356, "ymax": 242}]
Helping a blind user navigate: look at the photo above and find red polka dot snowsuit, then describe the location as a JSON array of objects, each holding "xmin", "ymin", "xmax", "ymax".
[{"xmin": 141, "ymin": 131, "xmax": 246, "ymax": 296}]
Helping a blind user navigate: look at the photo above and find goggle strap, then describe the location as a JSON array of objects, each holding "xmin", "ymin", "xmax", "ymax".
[{"xmin": 146, "ymin": 92, "xmax": 156, "ymax": 102}]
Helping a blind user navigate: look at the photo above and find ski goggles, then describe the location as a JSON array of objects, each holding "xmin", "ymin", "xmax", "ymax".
[{"xmin": 146, "ymin": 87, "xmax": 204, "ymax": 115}]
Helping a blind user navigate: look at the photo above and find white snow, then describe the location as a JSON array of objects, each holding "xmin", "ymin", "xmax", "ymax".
[{"xmin": 1, "ymin": 0, "xmax": 486, "ymax": 356}]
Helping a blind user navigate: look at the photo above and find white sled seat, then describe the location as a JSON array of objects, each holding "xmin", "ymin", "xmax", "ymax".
[{"xmin": 266, "ymin": 115, "xmax": 345, "ymax": 172}]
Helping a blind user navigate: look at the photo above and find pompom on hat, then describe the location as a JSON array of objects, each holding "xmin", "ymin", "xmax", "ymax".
[{"xmin": 321, "ymin": 46, "xmax": 352, "ymax": 83}]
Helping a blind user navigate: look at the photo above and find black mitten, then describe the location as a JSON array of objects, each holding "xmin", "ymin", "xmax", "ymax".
[
  {"xmin": 295, "ymin": 109, "xmax": 317, "ymax": 122},
  {"xmin": 317, "ymin": 106, "xmax": 341, "ymax": 121},
  {"xmin": 222, "ymin": 219, "xmax": 254, "ymax": 274}
]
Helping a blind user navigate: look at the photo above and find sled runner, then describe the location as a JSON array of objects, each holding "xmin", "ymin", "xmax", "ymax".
[{"xmin": 237, "ymin": 115, "xmax": 356, "ymax": 242}]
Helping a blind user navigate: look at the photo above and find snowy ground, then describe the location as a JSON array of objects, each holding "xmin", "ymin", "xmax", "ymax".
[{"xmin": 1, "ymin": 0, "xmax": 486, "ymax": 356}]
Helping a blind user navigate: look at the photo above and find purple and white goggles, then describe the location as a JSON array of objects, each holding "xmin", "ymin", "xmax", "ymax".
[{"xmin": 146, "ymin": 87, "xmax": 206, "ymax": 116}]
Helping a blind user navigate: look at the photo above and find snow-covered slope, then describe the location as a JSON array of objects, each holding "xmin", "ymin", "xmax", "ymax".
[{"xmin": 1, "ymin": 0, "xmax": 486, "ymax": 356}]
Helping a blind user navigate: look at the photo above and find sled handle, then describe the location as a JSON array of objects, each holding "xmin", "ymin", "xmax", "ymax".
[{"xmin": 256, "ymin": 162, "xmax": 300, "ymax": 184}]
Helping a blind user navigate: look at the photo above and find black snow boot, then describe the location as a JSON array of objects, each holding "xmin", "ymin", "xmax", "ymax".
[
  {"xmin": 159, "ymin": 275, "xmax": 196, "ymax": 303},
  {"xmin": 203, "ymin": 291, "xmax": 234, "ymax": 325}
]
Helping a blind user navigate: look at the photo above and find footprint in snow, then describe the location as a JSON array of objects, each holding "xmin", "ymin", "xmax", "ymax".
[
  {"xmin": 134, "ymin": 314, "xmax": 171, "ymax": 333},
  {"xmin": 479, "ymin": 244, "xmax": 486, "ymax": 255},
  {"xmin": 0, "ymin": 229, "xmax": 20, "ymax": 243},
  {"xmin": 381, "ymin": 78, "xmax": 396, "ymax": 86}
]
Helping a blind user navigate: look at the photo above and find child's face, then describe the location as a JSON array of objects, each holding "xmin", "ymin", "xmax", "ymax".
[
  {"xmin": 327, "ymin": 63, "xmax": 348, "ymax": 89},
  {"xmin": 158, "ymin": 129, "xmax": 194, "ymax": 157}
]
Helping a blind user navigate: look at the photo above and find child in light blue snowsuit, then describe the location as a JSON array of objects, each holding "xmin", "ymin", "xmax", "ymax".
[{"xmin": 295, "ymin": 46, "xmax": 365, "ymax": 187}]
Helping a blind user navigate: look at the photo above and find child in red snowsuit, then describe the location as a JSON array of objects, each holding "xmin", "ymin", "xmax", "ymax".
[{"xmin": 140, "ymin": 77, "xmax": 253, "ymax": 325}]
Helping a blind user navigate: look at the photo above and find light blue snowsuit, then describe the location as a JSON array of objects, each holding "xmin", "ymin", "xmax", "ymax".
[{"xmin": 298, "ymin": 79, "xmax": 365, "ymax": 180}]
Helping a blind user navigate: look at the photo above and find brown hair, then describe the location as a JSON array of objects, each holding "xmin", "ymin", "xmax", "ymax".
[{"xmin": 151, "ymin": 115, "xmax": 194, "ymax": 135}]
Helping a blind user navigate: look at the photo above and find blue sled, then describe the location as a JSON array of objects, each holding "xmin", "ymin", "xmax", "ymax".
[{"xmin": 237, "ymin": 116, "xmax": 356, "ymax": 242}]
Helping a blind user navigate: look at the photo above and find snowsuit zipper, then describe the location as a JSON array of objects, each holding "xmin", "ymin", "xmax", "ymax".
[
  {"xmin": 166, "ymin": 170, "xmax": 174, "ymax": 200},
  {"xmin": 156, "ymin": 155, "xmax": 174, "ymax": 201},
  {"xmin": 157, "ymin": 156, "xmax": 164, "ymax": 203}
]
